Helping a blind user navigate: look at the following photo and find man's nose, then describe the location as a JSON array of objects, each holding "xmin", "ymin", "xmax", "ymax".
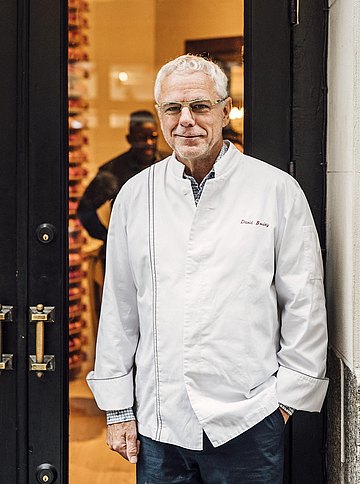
[{"xmin": 179, "ymin": 107, "xmax": 196, "ymax": 126}]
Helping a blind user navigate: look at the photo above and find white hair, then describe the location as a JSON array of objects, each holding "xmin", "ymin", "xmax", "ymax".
[{"xmin": 154, "ymin": 54, "xmax": 228, "ymax": 103}]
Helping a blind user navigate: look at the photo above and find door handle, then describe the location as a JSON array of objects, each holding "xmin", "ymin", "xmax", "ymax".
[
  {"xmin": 0, "ymin": 304, "xmax": 14, "ymax": 370},
  {"xmin": 29, "ymin": 304, "xmax": 55, "ymax": 374}
]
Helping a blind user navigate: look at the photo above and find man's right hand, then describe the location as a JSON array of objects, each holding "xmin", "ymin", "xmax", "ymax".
[{"xmin": 106, "ymin": 420, "xmax": 140, "ymax": 464}]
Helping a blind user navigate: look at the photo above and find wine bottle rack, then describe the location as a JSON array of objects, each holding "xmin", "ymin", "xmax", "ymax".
[{"xmin": 68, "ymin": 0, "xmax": 90, "ymax": 378}]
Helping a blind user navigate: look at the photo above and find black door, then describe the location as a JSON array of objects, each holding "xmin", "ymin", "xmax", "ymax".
[
  {"xmin": 0, "ymin": 1, "xmax": 68, "ymax": 483},
  {"xmin": 244, "ymin": 1, "xmax": 328, "ymax": 483}
]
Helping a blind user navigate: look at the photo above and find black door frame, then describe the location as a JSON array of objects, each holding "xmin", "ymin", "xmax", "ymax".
[
  {"xmin": 0, "ymin": 0, "xmax": 68, "ymax": 483},
  {"xmin": 244, "ymin": 1, "xmax": 328, "ymax": 483}
]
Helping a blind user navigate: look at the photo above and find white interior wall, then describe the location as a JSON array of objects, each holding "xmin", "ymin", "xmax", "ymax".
[
  {"xmin": 88, "ymin": 0, "xmax": 156, "ymax": 174},
  {"xmin": 154, "ymin": 0, "xmax": 244, "ymax": 69},
  {"xmin": 327, "ymin": 0, "xmax": 360, "ymax": 371}
]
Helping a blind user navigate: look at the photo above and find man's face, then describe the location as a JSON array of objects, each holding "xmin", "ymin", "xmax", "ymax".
[
  {"xmin": 157, "ymin": 71, "xmax": 231, "ymax": 164},
  {"xmin": 127, "ymin": 122, "xmax": 158, "ymax": 164}
]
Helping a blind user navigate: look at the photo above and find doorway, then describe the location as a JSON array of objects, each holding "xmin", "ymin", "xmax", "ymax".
[
  {"xmin": 0, "ymin": 1, "xmax": 327, "ymax": 482},
  {"xmin": 68, "ymin": 1, "xmax": 244, "ymax": 482}
]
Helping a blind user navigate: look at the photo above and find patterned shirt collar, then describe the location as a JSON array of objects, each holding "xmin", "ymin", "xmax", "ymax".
[{"xmin": 182, "ymin": 142, "xmax": 228, "ymax": 205}]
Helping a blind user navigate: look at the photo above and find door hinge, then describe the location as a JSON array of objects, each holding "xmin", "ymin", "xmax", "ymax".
[{"xmin": 290, "ymin": 0, "xmax": 300, "ymax": 25}]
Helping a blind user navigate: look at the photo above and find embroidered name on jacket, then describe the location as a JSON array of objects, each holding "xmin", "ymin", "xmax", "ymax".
[{"xmin": 241, "ymin": 219, "xmax": 270, "ymax": 228}]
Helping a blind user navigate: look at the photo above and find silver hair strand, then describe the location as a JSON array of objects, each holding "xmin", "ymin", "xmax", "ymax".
[{"xmin": 154, "ymin": 54, "xmax": 228, "ymax": 102}]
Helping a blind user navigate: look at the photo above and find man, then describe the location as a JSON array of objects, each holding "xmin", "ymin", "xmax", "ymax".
[
  {"xmin": 87, "ymin": 55, "xmax": 328, "ymax": 483},
  {"xmin": 77, "ymin": 110, "xmax": 163, "ymax": 243}
]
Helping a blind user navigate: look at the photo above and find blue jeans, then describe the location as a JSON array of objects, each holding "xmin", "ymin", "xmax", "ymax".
[{"xmin": 136, "ymin": 409, "xmax": 285, "ymax": 484}]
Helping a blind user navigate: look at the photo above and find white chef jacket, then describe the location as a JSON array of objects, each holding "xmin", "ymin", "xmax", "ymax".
[{"xmin": 87, "ymin": 142, "xmax": 328, "ymax": 450}]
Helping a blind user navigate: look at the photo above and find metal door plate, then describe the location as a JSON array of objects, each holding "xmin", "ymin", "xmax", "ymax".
[
  {"xmin": 0, "ymin": 354, "xmax": 13, "ymax": 370},
  {"xmin": 0, "ymin": 305, "xmax": 13, "ymax": 321},
  {"xmin": 29, "ymin": 355, "xmax": 55, "ymax": 371},
  {"xmin": 29, "ymin": 306, "xmax": 55, "ymax": 322}
]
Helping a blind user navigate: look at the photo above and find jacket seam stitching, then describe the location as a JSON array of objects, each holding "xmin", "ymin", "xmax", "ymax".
[
  {"xmin": 148, "ymin": 165, "xmax": 163, "ymax": 439},
  {"xmin": 279, "ymin": 364, "xmax": 328, "ymax": 381},
  {"xmin": 87, "ymin": 375, "xmax": 130, "ymax": 381}
]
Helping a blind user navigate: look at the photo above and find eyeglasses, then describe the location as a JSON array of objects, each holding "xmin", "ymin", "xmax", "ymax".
[{"xmin": 155, "ymin": 98, "xmax": 227, "ymax": 116}]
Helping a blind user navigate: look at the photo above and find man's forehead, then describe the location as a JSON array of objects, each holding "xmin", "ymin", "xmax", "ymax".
[{"xmin": 159, "ymin": 71, "xmax": 217, "ymax": 100}]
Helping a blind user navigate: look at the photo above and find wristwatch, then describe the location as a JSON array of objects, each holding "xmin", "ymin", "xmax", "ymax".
[{"xmin": 279, "ymin": 403, "xmax": 295, "ymax": 416}]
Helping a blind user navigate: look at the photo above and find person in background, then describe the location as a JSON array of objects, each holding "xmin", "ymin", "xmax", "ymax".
[
  {"xmin": 77, "ymin": 110, "xmax": 164, "ymax": 243},
  {"xmin": 87, "ymin": 55, "xmax": 328, "ymax": 484}
]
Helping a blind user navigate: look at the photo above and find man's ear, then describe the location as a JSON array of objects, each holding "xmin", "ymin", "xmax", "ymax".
[
  {"xmin": 126, "ymin": 133, "xmax": 132, "ymax": 145},
  {"xmin": 222, "ymin": 97, "xmax": 232, "ymax": 127}
]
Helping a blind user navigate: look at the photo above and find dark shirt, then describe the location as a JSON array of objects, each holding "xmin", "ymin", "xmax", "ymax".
[{"xmin": 77, "ymin": 148, "xmax": 165, "ymax": 241}]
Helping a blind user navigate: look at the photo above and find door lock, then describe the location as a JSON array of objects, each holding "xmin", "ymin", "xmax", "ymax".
[
  {"xmin": 36, "ymin": 463, "xmax": 57, "ymax": 483},
  {"xmin": 29, "ymin": 304, "xmax": 55, "ymax": 374},
  {"xmin": 36, "ymin": 223, "xmax": 56, "ymax": 244},
  {"xmin": 0, "ymin": 304, "xmax": 14, "ymax": 371}
]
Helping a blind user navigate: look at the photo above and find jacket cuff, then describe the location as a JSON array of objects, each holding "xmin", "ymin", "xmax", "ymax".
[
  {"xmin": 106, "ymin": 408, "xmax": 135, "ymax": 425},
  {"xmin": 86, "ymin": 369, "xmax": 134, "ymax": 411},
  {"xmin": 277, "ymin": 365, "xmax": 329, "ymax": 412}
]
